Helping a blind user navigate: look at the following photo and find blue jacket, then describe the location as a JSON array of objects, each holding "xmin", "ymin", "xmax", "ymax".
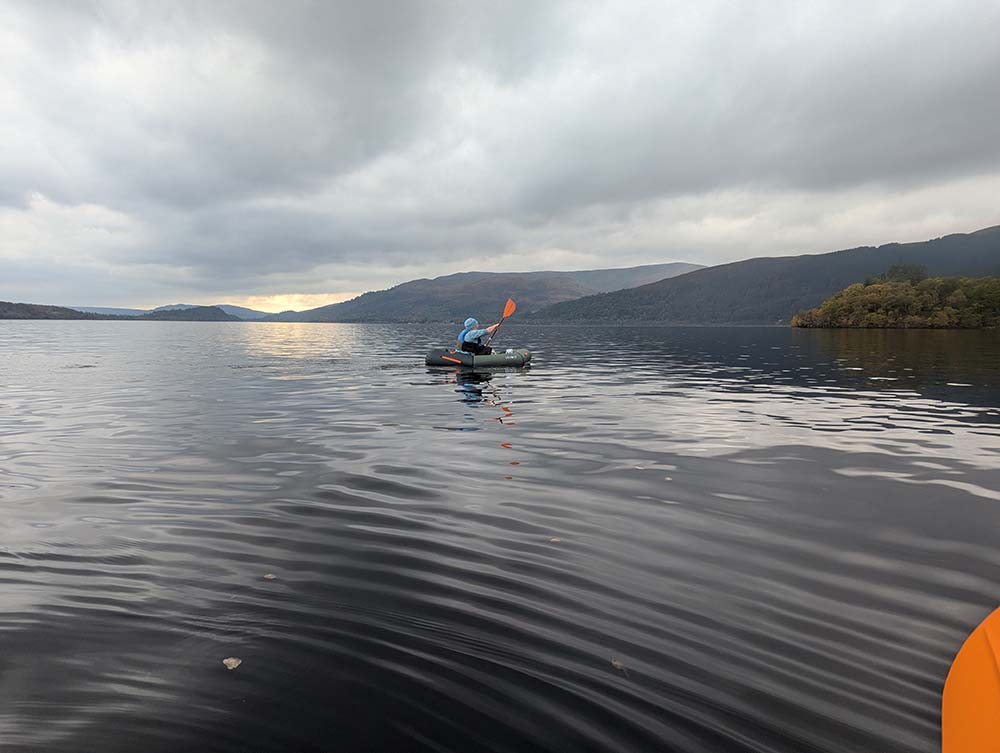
[{"xmin": 458, "ymin": 326, "xmax": 489, "ymax": 344}]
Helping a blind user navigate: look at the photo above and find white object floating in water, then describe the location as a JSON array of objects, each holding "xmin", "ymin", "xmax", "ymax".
[
  {"xmin": 611, "ymin": 658, "xmax": 629, "ymax": 676},
  {"xmin": 223, "ymin": 657, "xmax": 242, "ymax": 670},
  {"xmin": 263, "ymin": 573, "xmax": 277, "ymax": 580},
  {"xmin": 548, "ymin": 537, "xmax": 562, "ymax": 543}
]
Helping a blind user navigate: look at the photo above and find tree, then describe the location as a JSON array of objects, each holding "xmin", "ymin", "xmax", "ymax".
[
  {"xmin": 792, "ymin": 276, "xmax": 1000, "ymax": 328},
  {"xmin": 885, "ymin": 264, "xmax": 928, "ymax": 284}
]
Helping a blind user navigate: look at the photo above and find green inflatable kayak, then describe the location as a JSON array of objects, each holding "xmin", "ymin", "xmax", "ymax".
[{"xmin": 425, "ymin": 347, "xmax": 532, "ymax": 368}]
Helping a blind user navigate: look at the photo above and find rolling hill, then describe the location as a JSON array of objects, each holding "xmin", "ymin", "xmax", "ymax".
[
  {"xmin": 151, "ymin": 304, "xmax": 270, "ymax": 320},
  {"xmin": 1, "ymin": 303, "xmax": 240, "ymax": 321},
  {"xmin": 1, "ymin": 302, "xmax": 108, "ymax": 319},
  {"xmin": 70, "ymin": 306, "xmax": 148, "ymax": 316},
  {"xmin": 530, "ymin": 226, "xmax": 1000, "ymax": 324},
  {"xmin": 138, "ymin": 306, "xmax": 241, "ymax": 321},
  {"xmin": 265, "ymin": 262, "xmax": 702, "ymax": 322},
  {"xmin": 69, "ymin": 304, "xmax": 270, "ymax": 319}
]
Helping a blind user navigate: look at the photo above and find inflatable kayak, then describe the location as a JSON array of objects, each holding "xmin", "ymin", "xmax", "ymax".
[
  {"xmin": 425, "ymin": 347, "xmax": 532, "ymax": 368},
  {"xmin": 943, "ymin": 606, "xmax": 1000, "ymax": 751}
]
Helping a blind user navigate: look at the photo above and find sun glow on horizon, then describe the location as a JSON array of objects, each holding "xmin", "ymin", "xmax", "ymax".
[{"xmin": 221, "ymin": 292, "xmax": 361, "ymax": 313}]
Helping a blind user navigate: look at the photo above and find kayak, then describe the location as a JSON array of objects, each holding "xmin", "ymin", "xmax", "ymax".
[
  {"xmin": 943, "ymin": 606, "xmax": 1000, "ymax": 751},
  {"xmin": 425, "ymin": 347, "xmax": 532, "ymax": 368}
]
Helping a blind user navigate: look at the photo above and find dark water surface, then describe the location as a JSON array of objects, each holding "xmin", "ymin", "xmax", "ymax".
[{"xmin": 1, "ymin": 322, "xmax": 999, "ymax": 752}]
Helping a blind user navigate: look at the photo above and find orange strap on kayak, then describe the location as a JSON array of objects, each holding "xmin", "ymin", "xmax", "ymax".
[{"xmin": 943, "ymin": 607, "xmax": 1000, "ymax": 751}]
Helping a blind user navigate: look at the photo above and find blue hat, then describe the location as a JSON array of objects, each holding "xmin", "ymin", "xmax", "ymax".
[{"xmin": 464, "ymin": 317, "xmax": 478, "ymax": 328}]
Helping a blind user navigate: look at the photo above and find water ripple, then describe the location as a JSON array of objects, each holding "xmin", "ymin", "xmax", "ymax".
[{"xmin": 0, "ymin": 321, "xmax": 998, "ymax": 752}]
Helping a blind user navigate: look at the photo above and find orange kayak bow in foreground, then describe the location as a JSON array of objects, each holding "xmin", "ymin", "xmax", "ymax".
[{"xmin": 943, "ymin": 607, "xmax": 1000, "ymax": 752}]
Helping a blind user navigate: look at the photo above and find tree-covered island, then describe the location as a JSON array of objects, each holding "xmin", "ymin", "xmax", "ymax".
[{"xmin": 792, "ymin": 266, "xmax": 1000, "ymax": 328}]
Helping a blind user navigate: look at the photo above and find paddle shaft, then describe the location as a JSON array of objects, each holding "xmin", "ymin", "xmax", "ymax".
[
  {"xmin": 483, "ymin": 298, "xmax": 516, "ymax": 349},
  {"xmin": 483, "ymin": 318, "xmax": 505, "ymax": 348}
]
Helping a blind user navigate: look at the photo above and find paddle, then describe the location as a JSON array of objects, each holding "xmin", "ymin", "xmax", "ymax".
[
  {"xmin": 943, "ymin": 606, "xmax": 1000, "ymax": 751},
  {"xmin": 484, "ymin": 298, "xmax": 516, "ymax": 349}
]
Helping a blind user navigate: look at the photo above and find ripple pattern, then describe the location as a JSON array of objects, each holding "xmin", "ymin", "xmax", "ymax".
[{"xmin": 0, "ymin": 321, "xmax": 998, "ymax": 752}]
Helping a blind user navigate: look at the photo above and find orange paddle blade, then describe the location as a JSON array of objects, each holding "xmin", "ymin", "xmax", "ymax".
[
  {"xmin": 943, "ymin": 607, "xmax": 1000, "ymax": 752},
  {"xmin": 502, "ymin": 298, "xmax": 516, "ymax": 318}
]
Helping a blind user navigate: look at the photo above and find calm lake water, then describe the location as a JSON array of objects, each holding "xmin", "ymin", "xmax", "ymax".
[{"xmin": 1, "ymin": 321, "xmax": 999, "ymax": 752}]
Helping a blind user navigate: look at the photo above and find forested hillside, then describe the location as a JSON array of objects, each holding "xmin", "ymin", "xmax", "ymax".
[
  {"xmin": 792, "ymin": 270, "xmax": 1000, "ymax": 328},
  {"xmin": 1, "ymin": 302, "xmax": 107, "ymax": 319},
  {"xmin": 1, "ymin": 303, "xmax": 239, "ymax": 321},
  {"xmin": 265, "ymin": 263, "xmax": 702, "ymax": 322},
  {"xmin": 532, "ymin": 226, "xmax": 1000, "ymax": 324}
]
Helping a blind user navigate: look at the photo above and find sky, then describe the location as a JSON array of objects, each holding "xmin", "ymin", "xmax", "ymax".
[{"xmin": 2, "ymin": 1, "xmax": 999, "ymax": 312}]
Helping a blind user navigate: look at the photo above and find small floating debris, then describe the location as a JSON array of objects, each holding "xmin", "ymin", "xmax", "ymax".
[
  {"xmin": 663, "ymin": 476, "xmax": 673, "ymax": 481},
  {"xmin": 611, "ymin": 658, "xmax": 629, "ymax": 677},
  {"xmin": 510, "ymin": 461, "xmax": 521, "ymax": 466},
  {"xmin": 500, "ymin": 442, "xmax": 512, "ymax": 449},
  {"xmin": 504, "ymin": 475, "xmax": 513, "ymax": 480},
  {"xmin": 548, "ymin": 537, "xmax": 562, "ymax": 543},
  {"xmin": 263, "ymin": 573, "xmax": 277, "ymax": 580},
  {"xmin": 222, "ymin": 657, "xmax": 242, "ymax": 670}
]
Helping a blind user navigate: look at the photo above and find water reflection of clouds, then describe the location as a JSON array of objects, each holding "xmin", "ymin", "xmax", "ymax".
[{"xmin": 234, "ymin": 322, "xmax": 366, "ymax": 360}]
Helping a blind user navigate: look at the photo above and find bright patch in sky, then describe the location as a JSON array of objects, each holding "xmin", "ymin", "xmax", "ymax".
[{"xmin": 225, "ymin": 293, "xmax": 361, "ymax": 314}]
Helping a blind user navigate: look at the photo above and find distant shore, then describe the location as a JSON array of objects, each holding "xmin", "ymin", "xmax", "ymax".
[{"xmin": 0, "ymin": 302, "xmax": 240, "ymax": 322}]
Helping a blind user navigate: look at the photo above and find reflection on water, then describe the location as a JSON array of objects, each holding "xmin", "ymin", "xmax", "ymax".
[
  {"xmin": 0, "ymin": 321, "xmax": 998, "ymax": 753},
  {"xmin": 450, "ymin": 369, "xmax": 498, "ymax": 406},
  {"xmin": 810, "ymin": 328, "xmax": 1000, "ymax": 397}
]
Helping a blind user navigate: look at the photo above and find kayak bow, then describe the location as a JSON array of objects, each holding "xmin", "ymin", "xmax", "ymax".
[{"xmin": 943, "ymin": 607, "xmax": 1000, "ymax": 752}]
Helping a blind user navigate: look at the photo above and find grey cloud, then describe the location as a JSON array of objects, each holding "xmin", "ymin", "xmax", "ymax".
[
  {"xmin": 5, "ymin": 1, "xmax": 573, "ymax": 210},
  {"xmin": 506, "ymin": 4, "xmax": 1000, "ymax": 216},
  {"xmin": 1, "ymin": 0, "xmax": 998, "ymax": 306}
]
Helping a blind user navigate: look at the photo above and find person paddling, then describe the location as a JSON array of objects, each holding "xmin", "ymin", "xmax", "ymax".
[{"xmin": 457, "ymin": 317, "xmax": 500, "ymax": 355}]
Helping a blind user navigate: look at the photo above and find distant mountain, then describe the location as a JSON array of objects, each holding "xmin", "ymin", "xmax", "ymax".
[
  {"xmin": 216, "ymin": 305, "xmax": 269, "ymax": 320},
  {"xmin": 152, "ymin": 303, "xmax": 269, "ymax": 320},
  {"xmin": 151, "ymin": 304, "xmax": 196, "ymax": 312},
  {"xmin": 71, "ymin": 306, "xmax": 146, "ymax": 316},
  {"xmin": 1, "ymin": 302, "xmax": 108, "ymax": 319},
  {"xmin": 1, "ymin": 302, "xmax": 240, "ymax": 321},
  {"xmin": 531, "ymin": 226, "xmax": 1000, "ymax": 324},
  {"xmin": 139, "ymin": 306, "xmax": 241, "ymax": 321},
  {"xmin": 266, "ymin": 262, "xmax": 703, "ymax": 322}
]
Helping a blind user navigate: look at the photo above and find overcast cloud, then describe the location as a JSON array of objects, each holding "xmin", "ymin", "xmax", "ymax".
[{"xmin": 2, "ymin": 0, "xmax": 999, "ymax": 309}]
